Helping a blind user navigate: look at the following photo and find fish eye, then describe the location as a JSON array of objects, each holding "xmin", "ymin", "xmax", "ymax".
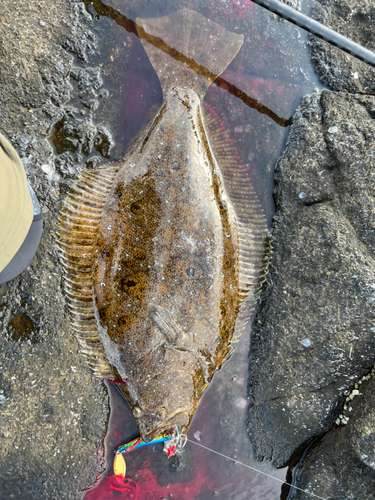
[{"xmin": 156, "ymin": 408, "xmax": 167, "ymax": 420}]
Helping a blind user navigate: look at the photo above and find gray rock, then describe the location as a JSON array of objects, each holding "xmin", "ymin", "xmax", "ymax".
[
  {"xmin": 0, "ymin": 0, "xmax": 110, "ymax": 498},
  {"xmin": 291, "ymin": 374, "xmax": 375, "ymax": 499},
  {"xmin": 248, "ymin": 0, "xmax": 375, "ymax": 492},
  {"xmin": 311, "ymin": 0, "xmax": 375, "ymax": 94},
  {"xmin": 248, "ymin": 89, "xmax": 375, "ymax": 468}
]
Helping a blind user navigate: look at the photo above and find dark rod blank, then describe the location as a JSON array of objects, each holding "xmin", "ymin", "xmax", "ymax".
[{"xmin": 251, "ymin": 0, "xmax": 375, "ymax": 68}]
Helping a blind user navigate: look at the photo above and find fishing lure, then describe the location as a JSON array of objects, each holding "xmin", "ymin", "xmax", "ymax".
[{"xmin": 116, "ymin": 428, "xmax": 187, "ymax": 459}]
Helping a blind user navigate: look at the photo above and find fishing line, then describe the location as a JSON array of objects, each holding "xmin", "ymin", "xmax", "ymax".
[{"xmin": 186, "ymin": 438, "xmax": 327, "ymax": 500}]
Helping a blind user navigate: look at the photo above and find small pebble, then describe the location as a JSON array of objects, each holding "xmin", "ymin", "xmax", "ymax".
[
  {"xmin": 233, "ymin": 397, "xmax": 247, "ymax": 409},
  {"xmin": 299, "ymin": 192, "xmax": 306, "ymax": 199},
  {"xmin": 302, "ymin": 338, "xmax": 311, "ymax": 348},
  {"xmin": 328, "ymin": 126, "xmax": 338, "ymax": 134},
  {"xmin": 0, "ymin": 395, "xmax": 6, "ymax": 405},
  {"xmin": 19, "ymin": 135, "xmax": 30, "ymax": 148},
  {"xmin": 41, "ymin": 164, "xmax": 54, "ymax": 175}
]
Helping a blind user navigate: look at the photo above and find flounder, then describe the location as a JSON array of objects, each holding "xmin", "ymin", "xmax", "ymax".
[{"xmin": 57, "ymin": 9, "xmax": 268, "ymax": 444}]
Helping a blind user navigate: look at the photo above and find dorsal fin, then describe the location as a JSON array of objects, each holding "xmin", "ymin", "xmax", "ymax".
[
  {"xmin": 57, "ymin": 165, "xmax": 120, "ymax": 378},
  {"xmin": 202, "ymin": 104, "xmax": 270, "ymax": 335},
  {"xmin": 136, "ymin": 9, "xmax": 243, "ymax": 99}
]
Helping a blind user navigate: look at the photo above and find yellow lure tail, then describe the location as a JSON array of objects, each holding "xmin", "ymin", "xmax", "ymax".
[{"xmin": 113, "ymin": 453, "xmax": 126, "ymax": 478}]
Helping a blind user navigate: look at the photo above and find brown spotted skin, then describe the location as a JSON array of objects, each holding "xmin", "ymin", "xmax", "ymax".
[
  {"xmin": 57, "ymin": 10, "xmax": 268, "ymax": 445},
  {"xmin": 93, "ymin": 87, "xmax": 239, "ymax": 440}
]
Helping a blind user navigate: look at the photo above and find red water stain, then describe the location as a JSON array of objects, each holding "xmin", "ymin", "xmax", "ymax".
[
  {"xmin": 85, "ymin": 475, "xmax": 138, "ymax": 500},
  {"xmin": 135, "ymin": 460, "xmax": 214, "ymax": 499},
  {"xmin": 204, "ymin": 0, "xmax": 254, "ymax": 25},
  {"xmin": 113, "ymin": 429, "xmax": 122, "ymax": 441},
  {"xmin": 84, "ymin": 458, "xmax": 214, "ymax": 500},
  {"xmin": 107, "ymin": 378, "xmax": 129, "ymax": 384},
  {"xmin": 231, "ymin": 0, "xmax": 254, "ymax": 17},
  {"xmin": 118, "ymin": 39, "xmax": 162, "ymax": 149}
]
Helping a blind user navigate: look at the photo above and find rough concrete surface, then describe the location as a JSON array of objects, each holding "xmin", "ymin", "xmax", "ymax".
[{"xmin": 0, "ymin": 1, "xmax": 110, "ymax": 498}]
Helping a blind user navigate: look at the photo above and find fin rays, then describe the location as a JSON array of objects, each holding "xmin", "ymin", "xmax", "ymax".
[
  {"xmin": 202, "ymin": 105, "xmax": 270, "ymax": 340},
  {"xmin": 137, "ymin": 9, "xmax": 243, "ymax": 99},
  {"xmin": 57, "ymin": 166, "xmax": 119, "ymax": 378}
]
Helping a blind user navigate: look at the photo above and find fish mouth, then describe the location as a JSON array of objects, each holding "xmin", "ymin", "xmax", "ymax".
[{"xmin": 139, "ymin": 407, "xmax": 189, "ymax": 442}]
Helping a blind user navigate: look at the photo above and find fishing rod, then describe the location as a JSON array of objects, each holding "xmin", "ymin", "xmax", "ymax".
[{"xmin": 251, "ymin": 0, "xmax": 375, "ymax": 68}]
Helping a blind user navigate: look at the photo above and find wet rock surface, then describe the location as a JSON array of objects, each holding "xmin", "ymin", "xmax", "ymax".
[
  {"xmin": 248, "ymin": 0, "xmax": 375, "ymax": 497},
  {"xmin": 292, "ymin": 374, "xmax": 375, "ymax": 500},
  {"xmin": 249, "ymin": 89, "xmax": 375, "ymax": 466},
  {"xmin": 0, "ymin": 0, "xmax": 111, "ymax": 498},
  {"xmin": 311, "ymin": 0, "xmax": 375, "ymax": 94}
]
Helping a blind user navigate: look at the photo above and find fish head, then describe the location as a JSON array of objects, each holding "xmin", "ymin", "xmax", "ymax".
[
  {"xmin": 136, "ymin": 406, "xmax": 190, "ymax": 442},
  {"xmin": 130, "ymin": 346, "xmax": 202, "ymax": 442}
]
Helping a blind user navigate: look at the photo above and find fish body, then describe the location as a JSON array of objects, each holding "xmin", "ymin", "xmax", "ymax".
[
  {"xmin": 57, "ymin": 9, "xmax": 268, "ymax": 443},
  {"xmin": 94, "ymin": 86, "xmax": 238, "ymax": 438}
]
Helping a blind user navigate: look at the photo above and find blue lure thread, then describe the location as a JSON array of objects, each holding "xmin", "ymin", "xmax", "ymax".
[
  {"xmin": 116, "ymin": 432, "xmax": 172, "ymax": 455},
  {"xmin": 116, "ymin": 428, "xmax": 187, "ymax": 458}
]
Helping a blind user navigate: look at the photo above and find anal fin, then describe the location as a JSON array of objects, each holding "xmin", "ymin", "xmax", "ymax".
[
  {"xmin": 202, "ymin": 104, "xmax": 270, "ymax": 337},
  {"xmin": 57, "ymin": 166, "xmax": 120, "ymax": 378}
]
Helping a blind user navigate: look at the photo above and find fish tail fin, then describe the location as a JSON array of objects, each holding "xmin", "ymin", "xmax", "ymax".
[{"xmin": 136, "ymin": 9, "xmax": 243, "ymax": 99}]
